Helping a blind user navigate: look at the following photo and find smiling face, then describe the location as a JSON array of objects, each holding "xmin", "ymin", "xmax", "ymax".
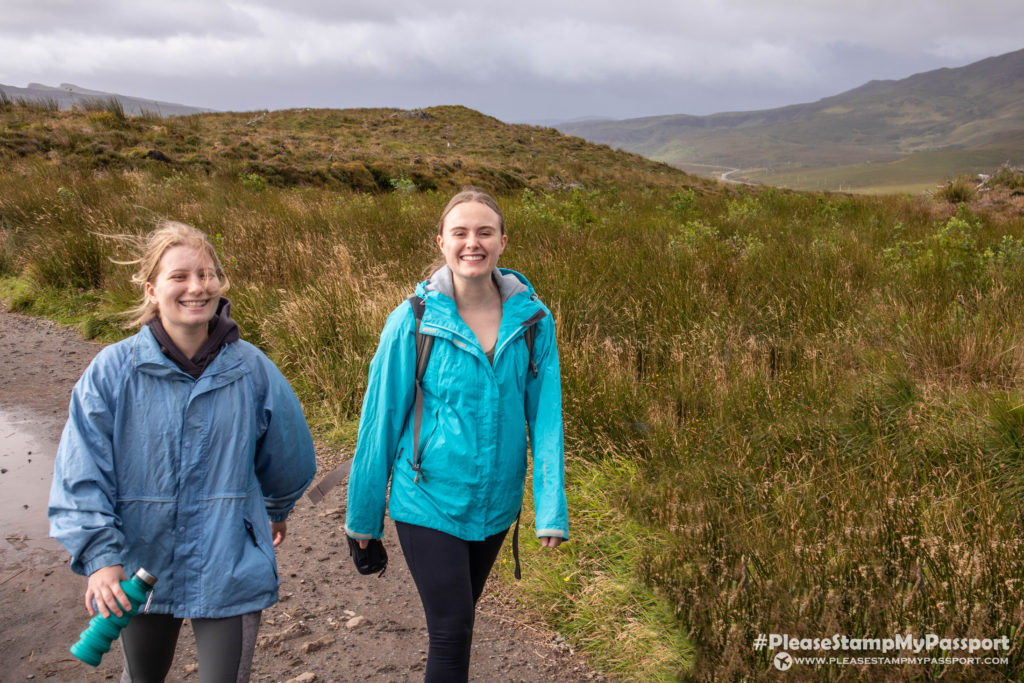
[
  {"xmin": 437, "ymin": 201, "xmax": 508, "ymax": 283},
  {"xmin": 145, "ymin": 245, "xmax": 222, "ymax": 334}
]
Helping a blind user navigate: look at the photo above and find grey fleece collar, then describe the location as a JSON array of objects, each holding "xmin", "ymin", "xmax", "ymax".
[{"xmin": 426, "ymin": 265, "xmax": 528, "ymax": 303}]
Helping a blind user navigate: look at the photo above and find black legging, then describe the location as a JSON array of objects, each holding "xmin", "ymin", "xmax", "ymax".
[
  {"xmin": 118, "ymin": 611, "xmax": 261, "ymax": 683},
  {"xmin": 395, "ymin": 521, "xmax": 509, "ymax": 683}
]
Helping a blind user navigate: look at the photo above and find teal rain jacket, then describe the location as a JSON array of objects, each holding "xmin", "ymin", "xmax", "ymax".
[
  {"xmin": 48, "ymin": 326, "xmax": 316, "ymax": 619},
  {"xmin": 345, "ymin": 267, "xmax": 569, "ymax": 542}
]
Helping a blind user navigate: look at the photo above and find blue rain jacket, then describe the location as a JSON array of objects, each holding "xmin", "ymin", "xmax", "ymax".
[
  {"xmin": 345, "ymin": 267, "xmax": 569, "ymax": 542},
  {"xmin": 48, "ymin": 326, "xmax": 316, "ymax": 619}
]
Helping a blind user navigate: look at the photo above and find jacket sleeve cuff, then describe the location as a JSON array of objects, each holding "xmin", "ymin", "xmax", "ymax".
[
  {"xmin": 81, "ymin": 552, "xmax": 124, "ymax": 577},
  {"xmin": 344, "ymin": 525, "xmax": 377, "ymax": 540},
  {"xmin": 536, "ymin": 528, "xmax": 569, "ymax": 540},
  {"xmin": 267, "ymin": 510, "xmax": 290, "ymax": 523}
]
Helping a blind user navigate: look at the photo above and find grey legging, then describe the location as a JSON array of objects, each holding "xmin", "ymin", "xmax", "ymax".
[{"xmin": 118, "ymin": 611, "xmax": 261, "ymax": 683}]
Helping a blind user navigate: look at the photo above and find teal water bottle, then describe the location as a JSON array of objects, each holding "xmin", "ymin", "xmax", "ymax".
[{"xmin": 70, "ymin": 568, "xmax": 158, "ymax": 666}]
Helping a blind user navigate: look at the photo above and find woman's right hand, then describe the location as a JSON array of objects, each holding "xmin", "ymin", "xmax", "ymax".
[
  {"xmin": 86, "ymin": 565, "xmax": 129, "ymax": 618},
  {"xmin": 357, "ymin": 539, "xmax": 369, "ymax": 549}
]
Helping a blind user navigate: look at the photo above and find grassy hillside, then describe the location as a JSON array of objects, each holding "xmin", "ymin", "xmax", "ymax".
[
  {"xmin": 3, "ymin": 101, "xmax": 1024, "ymax": 680},
  {"xmin": 0, "ymin": 96, "xmax": 691, "ymax": 194},
  {"xmin": 558, "ymin": 48, "xmax": 1024, "ymax": 193},
  {"xmin": 736, "ymin": 136, "xmax": 1024, "ymax": 194}
]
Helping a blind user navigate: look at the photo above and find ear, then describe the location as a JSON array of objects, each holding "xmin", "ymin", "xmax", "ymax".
[
  {"xmin": 498, "ymin": 233, "xmax": 508, "ymax": 254},
  {"xmin": 436, "ymin": 234, "xmax": 444, "ymax": 251},
  {"xmin": 144, "ymin": 281, "xmax": 157, "ymax": 305}
]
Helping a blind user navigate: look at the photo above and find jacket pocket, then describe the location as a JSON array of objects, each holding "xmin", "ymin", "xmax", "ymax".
[{"xmin": 243, "ymin": 517, "xmax": 279, "ymax": 581}]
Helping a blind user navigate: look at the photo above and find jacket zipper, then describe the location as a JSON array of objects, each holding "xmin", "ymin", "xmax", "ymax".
[{"xmin": 495, "ymin": 310, "xmax": 546, "ymax": 363}]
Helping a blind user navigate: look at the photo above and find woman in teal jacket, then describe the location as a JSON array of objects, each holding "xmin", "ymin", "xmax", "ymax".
[
  {"xmin": 48, "ymin": 221, "xmax": 316, "ymax": 682},
  {"xmin": 346, "ymin": 187, "xmax": 569, "ymax": 682}
]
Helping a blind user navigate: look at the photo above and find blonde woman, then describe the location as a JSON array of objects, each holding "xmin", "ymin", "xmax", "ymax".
[{"xmin": 49, "ymin": 221, "xmax": 316, "ymax": 682}]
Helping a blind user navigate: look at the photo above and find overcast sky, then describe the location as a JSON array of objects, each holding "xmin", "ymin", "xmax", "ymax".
[{"xmin": 2, "ymin": 1, "xmax": 1022, "ymax": 124}]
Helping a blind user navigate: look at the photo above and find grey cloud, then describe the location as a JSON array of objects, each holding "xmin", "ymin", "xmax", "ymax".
[
  {"xmin": 2, "ymin": 0, "xmax": 1022, "ymax": 122},
  {"xmin": 0, "ymin": 0, "xmax": 257, "ymax": 39}
]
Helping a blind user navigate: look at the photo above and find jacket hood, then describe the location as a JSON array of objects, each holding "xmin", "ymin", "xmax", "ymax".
[{"xmin": 417, "ymin": 265, "xmax": 534, "ymax": 303}]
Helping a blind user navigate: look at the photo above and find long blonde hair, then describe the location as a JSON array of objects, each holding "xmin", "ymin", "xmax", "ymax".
[{"xmin": 117, "ymin": 220, "xmax": 229, "ymax": 328}]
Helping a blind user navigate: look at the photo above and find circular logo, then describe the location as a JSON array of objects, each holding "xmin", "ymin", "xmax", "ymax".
[{"xmin": 773, "ymin": 651, "xmax": 793, "ymax": 671}]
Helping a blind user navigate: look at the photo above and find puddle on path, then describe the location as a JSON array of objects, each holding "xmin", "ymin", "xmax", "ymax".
[{"xmin": 0, "ymin": 410, "xmax": 57, "ymax": 543}]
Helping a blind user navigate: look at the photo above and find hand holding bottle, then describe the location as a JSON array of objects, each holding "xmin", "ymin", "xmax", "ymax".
[
  {"xmin": 71, "ymin": 567, "xmax": 157, "ymax": 666},
  {"xmin": 86, "ymin": 565, "xmax": 129, "ymax": 617}
]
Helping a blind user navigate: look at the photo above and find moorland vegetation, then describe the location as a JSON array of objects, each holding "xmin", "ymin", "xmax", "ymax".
[{"xmin": 2, "ymin": 100, "xmax": 1024, "ymax": 680}]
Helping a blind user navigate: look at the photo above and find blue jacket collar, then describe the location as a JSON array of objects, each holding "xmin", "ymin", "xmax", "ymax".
[
  {"xmin": 419, "ymin": 265, "xmax": 533, "ymax": 304},
  {"xmin": 415, "ymin": 266, "xmax": 544, "ymax": 351},
  {"xmin": 131, "ymin": 326, "xmax": 244, "ymax": 385}
]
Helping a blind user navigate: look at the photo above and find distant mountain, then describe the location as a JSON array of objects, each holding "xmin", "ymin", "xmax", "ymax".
[
  {"xmin": 516, "ymin": 115, "xmax": 616, "ymax": 128},
  {"xmin": 0, "ymin": 82, "xmax": 213, "ymax": 116},
  {"xmin": 557, "ymin": 48, "xmax": 1024, "ymax": 192}
]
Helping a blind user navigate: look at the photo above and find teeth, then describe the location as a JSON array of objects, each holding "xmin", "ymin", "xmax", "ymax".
[
  {"xmin": 180, "ymin": 300, "xmax": 209, "ymax": 307},
  {"xmin": 462, "ymin": 255, "xmax": 484, "ymax": 261}
]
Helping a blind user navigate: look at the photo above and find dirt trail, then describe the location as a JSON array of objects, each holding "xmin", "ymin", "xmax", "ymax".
[{"xmin": 0, "ymin": 306, "xmax": 598, "ymax": 682}]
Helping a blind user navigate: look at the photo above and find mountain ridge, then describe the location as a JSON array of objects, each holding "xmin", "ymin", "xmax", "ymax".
[
  {"xmin": 556, "ymin": 48, "xmax": 1024, "ymax": 192},
  {"xmin": 0, "ymin": 82, "xmax": 214, "ymax": 116}
]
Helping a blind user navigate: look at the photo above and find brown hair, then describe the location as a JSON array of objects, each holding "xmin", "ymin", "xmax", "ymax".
[
  {"xmin": 436, "ymin": 186, "xmax": 504, "ymax": 236},
  {"xmin": 117, "ymin": 220, "xmax": 229, "ymax": 327}
]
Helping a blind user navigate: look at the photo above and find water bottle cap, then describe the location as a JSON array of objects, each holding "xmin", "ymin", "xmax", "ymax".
[{"xmin": 134, "ymin": 568, "xmax": 158, "ymax": 586}]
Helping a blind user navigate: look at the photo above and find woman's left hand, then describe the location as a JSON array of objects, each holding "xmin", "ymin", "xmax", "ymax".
[
  {"xmin": 271, "ymin": 521, "xmax": 287, "ymax": 547},
  {"xmin": 539, "ymin": 536, "xmax": 564, "ymax": 548}
]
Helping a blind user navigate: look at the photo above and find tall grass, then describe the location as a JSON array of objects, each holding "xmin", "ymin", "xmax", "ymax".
[
  {"xmin": 935, "ymin": 175, "xmax": 978, "ymax": 204},
  {"xmin": 16, "ymin": 96, "xmax": 61, "ymax": 112},
  {"xmin": 988, "ymin": 164, "xmax": 1024, "ymax": 191},
  {"xmin": 3, "ymin": 150, "xmax": 1024, "ymax": 679},
  {"xmin": 78, "ymin": 96, "xmax": 128, "ymax": 129}
]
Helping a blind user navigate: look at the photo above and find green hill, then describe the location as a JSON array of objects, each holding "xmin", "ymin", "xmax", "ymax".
[
  {"xmin": 0, "ymin": 99, "xmax": 696, "ymax": 194},
  {"xmin": 558, "ymin": 48, "xmax": 1024, "ymax": 193}
]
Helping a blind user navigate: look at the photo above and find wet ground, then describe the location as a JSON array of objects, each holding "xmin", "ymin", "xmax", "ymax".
[{"xmin": 0, "ymin": 410, "xmax": 54, "ymax": 543}]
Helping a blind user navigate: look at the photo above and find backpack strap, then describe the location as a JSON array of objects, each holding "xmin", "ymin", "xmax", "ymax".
[
  {"xmin": 521, "ymin": 310, "xmax": 545, "ymax": 379},
  {"xmin": 512, "ymin": 510, "xmax": 522, "ymax": 580},
  {"xmin": 407, "ymin": 295, "xmax": 433, "ymax": 484},
  {"xmin": 522, "ymin": 325, "xmax": 537, "ymax": 379},
  {"xmin": 410, "ymin": 295, "xmax": 433, "ymax": 385}
]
